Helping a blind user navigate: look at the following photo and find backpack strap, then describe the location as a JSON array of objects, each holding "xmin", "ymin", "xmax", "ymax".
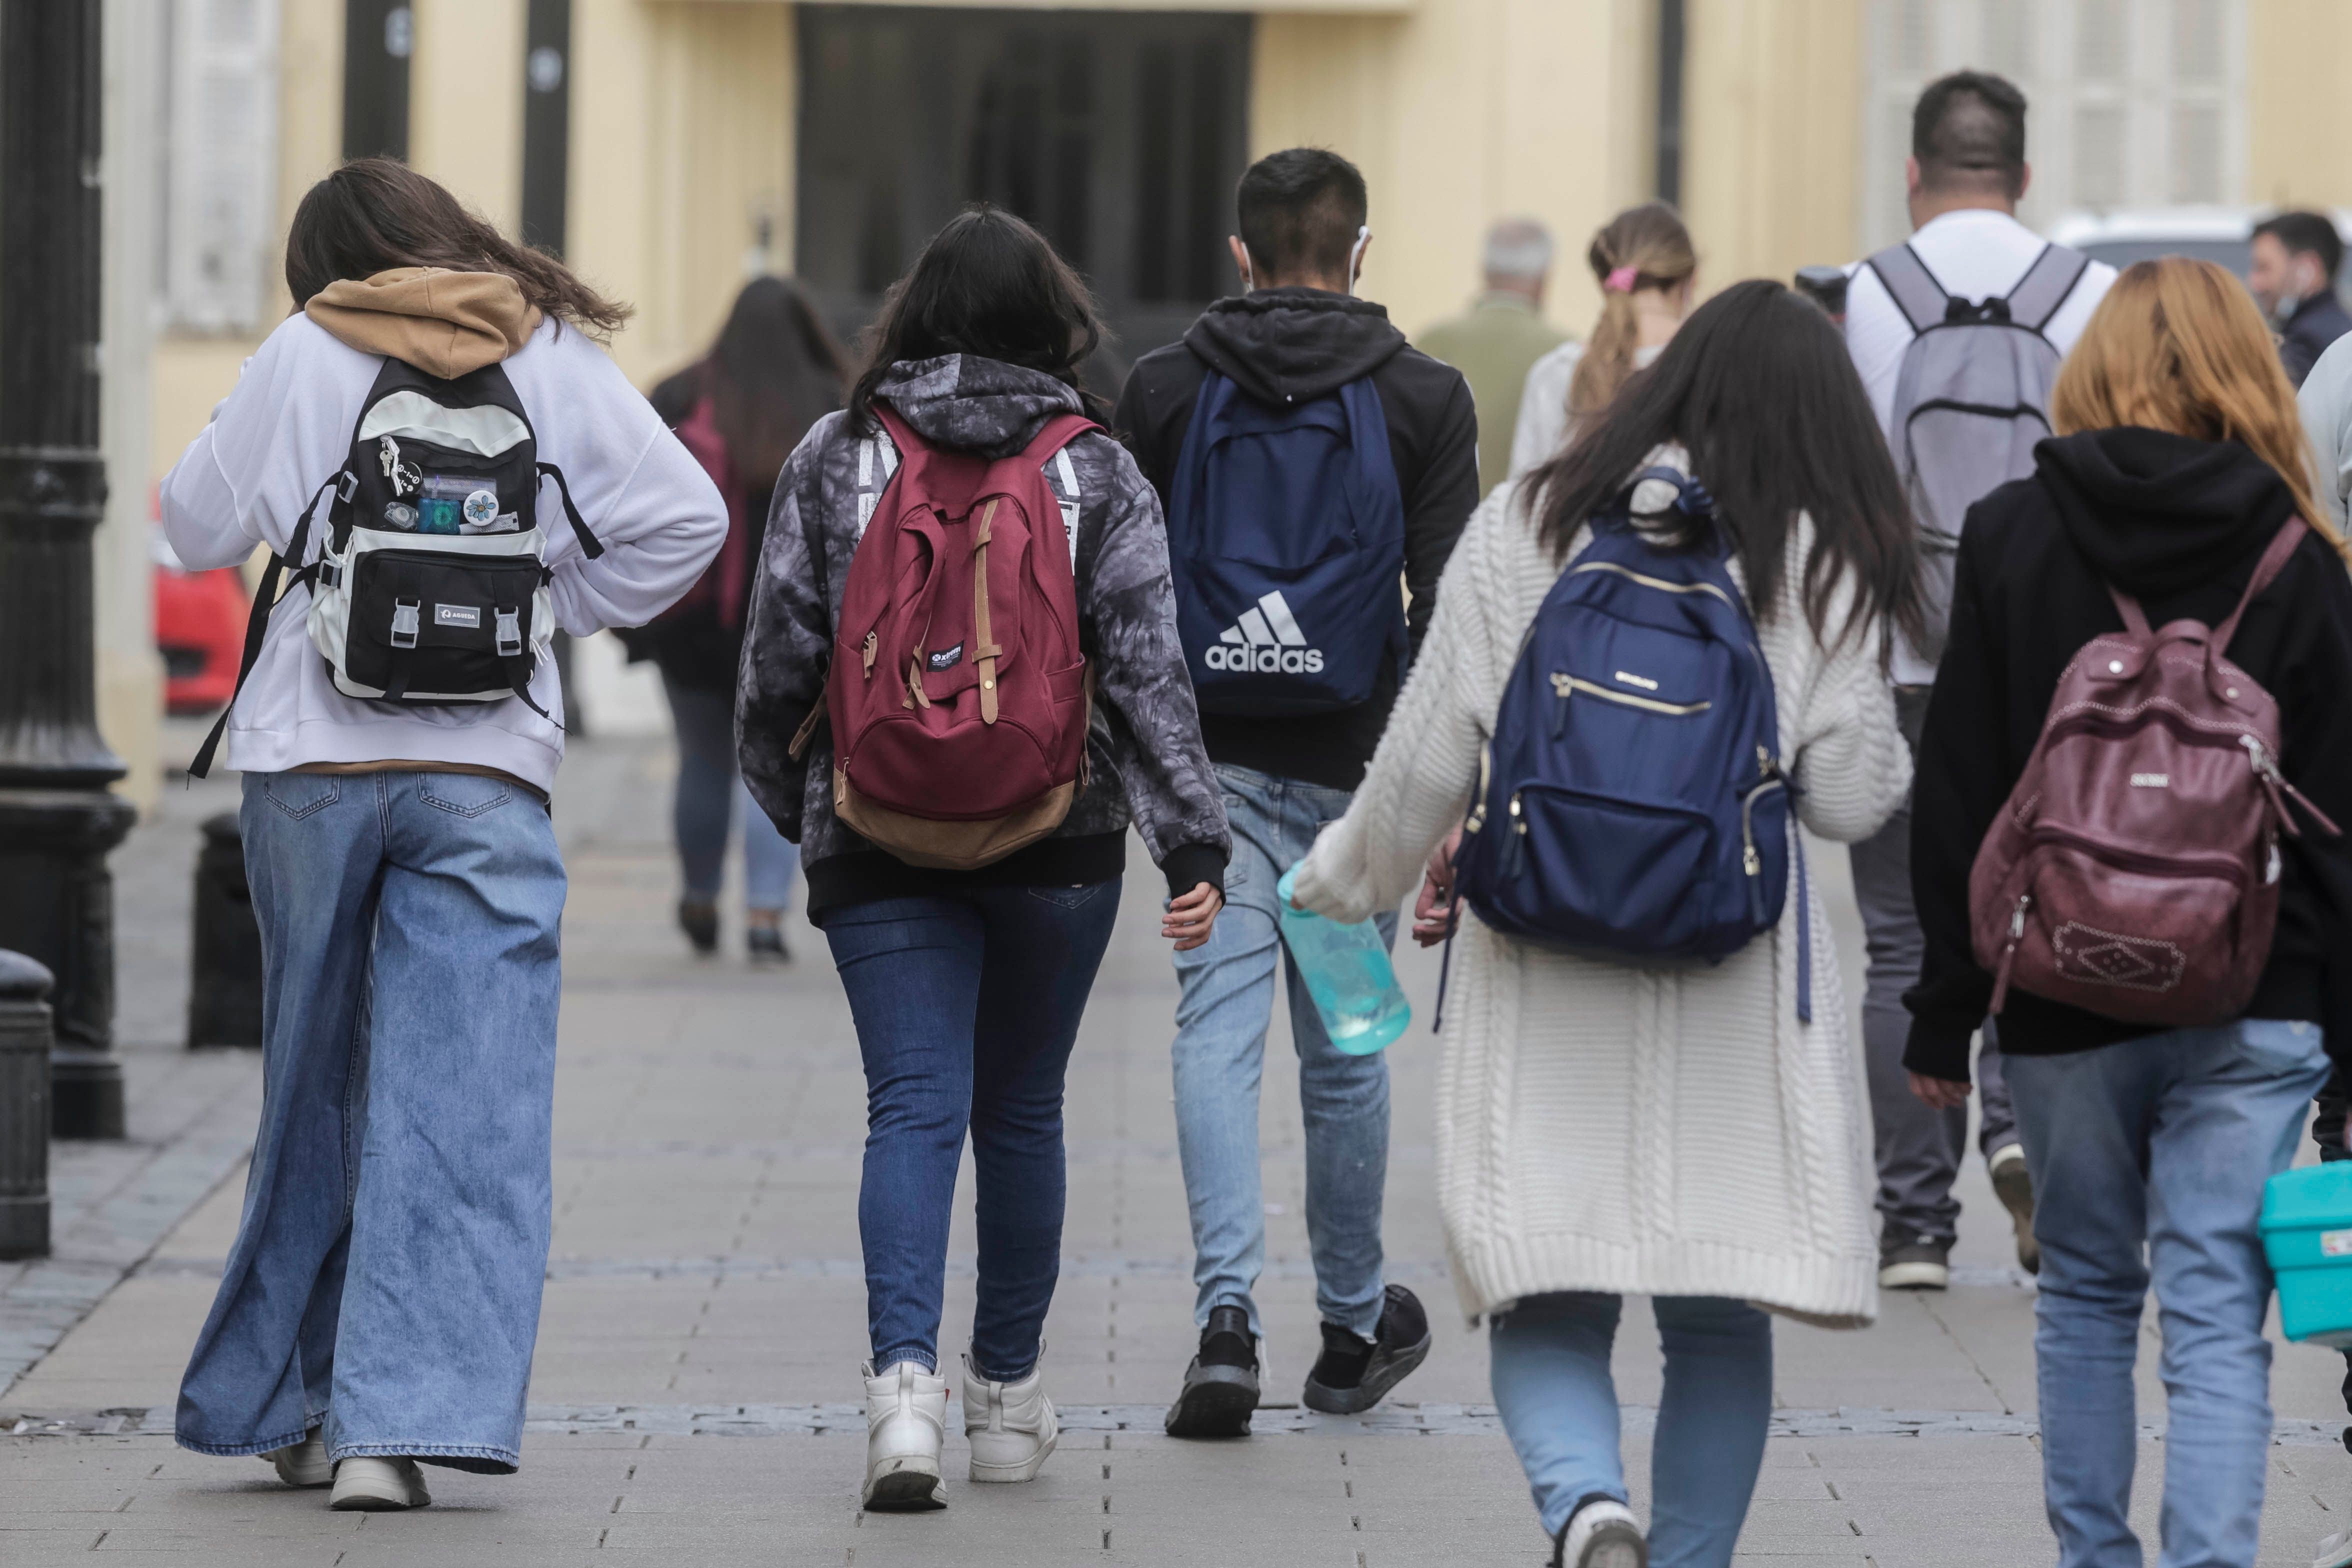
[
  {"xmin": 2002, "ymin": 244, "xmax": 2092, "ymax": 334},
  {"xmin": 188, "ymin": 472, "xmax": 343, "ymax": 780},
  {"xmin": 1865, "ymin": 244, "xmax": 1954, "ymax": 336},
  {"xmin": 2108, "ymin": 518, "xmax": 2308, "ymax": 649},
  {"xmin": 1020, "ymin": 412, "xmax": 1100, "ymax": 464},
  {"xmin": 534, "ymin": 462, "xmax": 604, "ymax": 559}
]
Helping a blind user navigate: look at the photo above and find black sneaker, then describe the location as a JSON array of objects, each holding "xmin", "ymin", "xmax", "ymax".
[
  {"xmin": 677, "ymin": 899, "xmax": 718, "ymax": 956},
  {"xmin": 1878, "ymin": 1226, "xmax": 1952, "ymax": 1290},
  {"xmin": 1164, "ymin": 1304, "xmax": 1259, "ymax": 1438},
  {"xmin": 1302, "ymin": 1284, "xmax": 1431, "ymax": 1415},
  {"xmin": 746, "ymin": 922, "xmax": 789, "ymax": 964}
]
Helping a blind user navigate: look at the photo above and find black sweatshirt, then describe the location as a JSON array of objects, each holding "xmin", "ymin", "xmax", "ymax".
[
  {"xmin": 1905, "ymin": 428, "xmax": 2352, "ymax": 1080},
  {"xmin": 1112, "ymin": 288, "xmax": 1481, "ymax": 791}
]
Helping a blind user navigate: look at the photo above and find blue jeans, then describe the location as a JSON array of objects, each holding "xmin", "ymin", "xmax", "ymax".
[
  {"xmin": 177, "ymin": 770, "xmax": 566, "ymax": 1474},
  {"xmin": 1172, "ymin": 762, "xmax": 1392, "ymax": 1340},
  {"xmin": 664, "ymin": 674, "xmax": 798, "ymax": 910},
  {"xmin": 1490, "ymin": 1294, "xmax": 1772, "ymax": 1566},
  {"xmin": 2008, "ymin": 1018, "xmax": 2334, "ymax": 1568},
  {"xmin": 822, "ymin": 882, "xmax": 1120, "ymax": 1380}
]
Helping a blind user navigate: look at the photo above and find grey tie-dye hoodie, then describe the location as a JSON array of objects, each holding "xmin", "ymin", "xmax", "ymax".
[{"xmin": 736, "ymin": 354, "xmax": 1230, "ymax": 916}]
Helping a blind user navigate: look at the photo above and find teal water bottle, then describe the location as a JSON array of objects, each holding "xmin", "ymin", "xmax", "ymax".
[{"xmin": 1276, "ymin": 865, "xmax": 1410, "ymax": 1056}]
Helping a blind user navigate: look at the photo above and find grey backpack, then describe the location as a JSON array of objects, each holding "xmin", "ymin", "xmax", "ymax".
[{"xmin": 1867, "ymin": 241, "xmax": 2090, "ymax": 666}]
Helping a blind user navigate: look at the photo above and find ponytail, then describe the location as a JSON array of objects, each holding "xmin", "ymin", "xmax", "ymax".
[{"xmin": 1566, "ymin": 202, "xmax": 1696, "ymax": 418}]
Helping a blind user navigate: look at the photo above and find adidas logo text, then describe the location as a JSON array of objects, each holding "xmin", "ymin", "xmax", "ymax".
[{"xmin": 1206, "ymin": 590, "xmax": 1326, "ymax": 675}]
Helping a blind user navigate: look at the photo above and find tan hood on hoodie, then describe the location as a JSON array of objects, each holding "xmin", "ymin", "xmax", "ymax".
[{"xmin": 304, "ymin": 267, "xmax": 544, "ymax": 379}]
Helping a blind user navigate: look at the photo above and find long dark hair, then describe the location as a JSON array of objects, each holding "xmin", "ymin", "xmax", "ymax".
[
  {"xmin": 284, "ymin": 158, "xmax": 631, "ymax": 338},
  {"xmin": 692, "ymin": 276, "xmax": 852, "ymax": 485},
  {"xmin": 846, "ymin": 205, "xmax": 1106, "ymax": 430},
  {"xmin": 1528, "ymin": 278, "xmax": 1922, "ymax": 654}
]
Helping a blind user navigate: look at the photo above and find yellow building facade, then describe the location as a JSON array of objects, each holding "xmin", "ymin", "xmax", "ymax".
[{"xmin": 110, "ymin": 0, "xmax": 2352, "ymax": 803}]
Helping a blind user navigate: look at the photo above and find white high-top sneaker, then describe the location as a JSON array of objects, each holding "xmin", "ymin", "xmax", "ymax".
[
  {"xmin": 861, "ymin": 1360, "xmax": 948, "ymax": 1510},
  {"xmin": 962, "ymin": 1352, "xmax": 1059, "ymax": 1484},
  {"xmin": 263, "ymin": 1431, "xmax": 332, "ymax": 1488}
]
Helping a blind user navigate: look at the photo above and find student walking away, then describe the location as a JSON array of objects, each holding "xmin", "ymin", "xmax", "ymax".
[
  {"xmin": 736, "ymin": 206, "xmax": 1230, "ymax": 1510},
  {"xmin": 1294, "ymin": 280, "xmax": 1917, "ymax": 1568},
  {"xmin": 2250, "ymin": 210, "xmax": 2352, "ymax": 390},
  {"xmin": 633, "ymin": 277, "xmax": 849, "ymax": 960},
  {"xmin": 1113, "ymin": 147, "xmax": 1478, "ymax": 1438},
  {"xmin": 1416, "ymin": 218, "xmax": 1568, "ymax": 495},
  {"xmin": 1508, "ymin": 202, "xmax": 1696, "ymax": 481},
  {"xmin": 160, "ymin": 159, "xmax": 724, "ymax": 1510},
  {"xmin": 1907, "ymin": 258, "xmax": 2352, "ymax": 1568},
  {"xmin": 1840, "ymin": 69, "xmax": 2117, "ymax": 1290}
]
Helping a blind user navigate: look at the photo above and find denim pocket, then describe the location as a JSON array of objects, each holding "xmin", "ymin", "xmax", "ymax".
[
  {"xmin": 262, "ymin": 772, "xmax": 341, "ymax": 821},
  {"xmin": 2235, "ymin": 1018, "xmax": 2328, "ymax": 1078},
  {"xmin": 419, "ymin": 774, "xmax": 512, "ymax": 819},
  {"xmin": 1027, "ymin": 882, "xmax": 1109, "ymax": 911}
]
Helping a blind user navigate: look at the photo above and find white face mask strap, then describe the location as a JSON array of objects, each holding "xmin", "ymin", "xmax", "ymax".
[{"xmin": 1348, "ymin": 226, "xmax": 1371, "ymax": 297}]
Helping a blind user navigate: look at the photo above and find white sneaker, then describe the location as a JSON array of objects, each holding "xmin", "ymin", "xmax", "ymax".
[
  {"xmin": 329, "ymin": 1456, "xmax": 430, "ymax": 1511},
  {"xmin": 1556, "ymin": 1497, "xmax": 1646, "ymax": 1568},
  {"xmin": 2315, "ymin": 1524, "xmax": 2352, "ymax": 1568},
  {"xmin": 862, "ymin": 1360, "xmax": 948, "ymax": 1510},
  {"xmin": 264, "ymin": 1432, "xmax": 332, "ymax": 1488},
  {"xmin": 963, "ymin": 1352, "xmax": 1059, "ymax": 1483}
]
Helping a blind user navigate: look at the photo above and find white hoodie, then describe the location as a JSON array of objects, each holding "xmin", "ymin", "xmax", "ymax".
[{"xmin": 162, "ymin": 307, "xmax": 725, "ymax": 792}]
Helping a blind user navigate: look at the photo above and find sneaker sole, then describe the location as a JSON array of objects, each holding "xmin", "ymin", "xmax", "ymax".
[
  {"xmin": 1991, "ymin": 1159, "xmax": 2040, "ymax": 1275},
  {"xmin": 1878, "ymin": 1260, "xmax": 1950, "ymax": 1290},
  {"xmin": 1301, "ymin": 1329, "xmax": 1432, "ymax": 1416},
  {"xmin": 1164, "ymin": 1372, "xmax": 1259, "ymax": 1438},
  {"xmin": 968, "ymin": 1432, "xmax": 1057, "ymax": 1484},
  {"xmin": 328, "ymin": 1477, "xmax": 429, "ymax": 1511},
  {"xmin": 862, "ymin": 1459, "xmax": 946, "ymax": 1511}
]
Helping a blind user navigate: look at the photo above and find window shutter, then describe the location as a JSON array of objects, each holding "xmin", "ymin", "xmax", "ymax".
[{"xmin": 164, "ymin": 0, "xmax": 281, "ymax": 334}]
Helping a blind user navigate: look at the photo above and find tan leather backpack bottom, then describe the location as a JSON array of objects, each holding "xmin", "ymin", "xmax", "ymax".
[{"xmin": 834, "ymin": 768, "xmax": 1076, "ymax": 872}]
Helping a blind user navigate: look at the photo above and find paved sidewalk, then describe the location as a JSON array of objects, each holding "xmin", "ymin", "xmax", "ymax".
[{"xmin": 5, "ymin": 732, "xmax": 2350, "ymax": 1565}]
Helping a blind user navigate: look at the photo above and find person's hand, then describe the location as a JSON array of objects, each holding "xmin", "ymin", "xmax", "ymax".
[
  {"xmin": 1164, "ymin": 882, "xmax": 1223, "ymax": 951},
  {"xmin": 1412, "ymin": 828, "xmax": 1464, "ymax": 948},
  {"xmin": 1909, "ymin": 1072, "xmax": 1972, "ymax": 1110}
]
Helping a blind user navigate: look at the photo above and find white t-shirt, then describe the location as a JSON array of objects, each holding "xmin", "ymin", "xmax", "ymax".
[
  {"xmin": 1507, "ymin": 340, "xmax": 1666, "ymax": 482},
  {"xmin": 1844, "ymin": 207, "xmax": 2116, "ymax": 442},
  {"xmin": 1844, "ymin": 208, "xmax": 2116, "ymax": 682}
]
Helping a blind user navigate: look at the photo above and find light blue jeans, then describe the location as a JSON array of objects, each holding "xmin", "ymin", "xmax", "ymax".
[
  {"xmin": 1490, "ymin": 1293, "xmax": 1772, "ymax": 1566},
  {"xmin": 176, "ymin": 770, "xmax": 566, "ymax": 1474},
  {"xmin": 2008, "ymin": 1018, "xmax": 2334, "ymax": 1568},
  {"xmin": 664, "ymin": 674, "xmax": 798, "ymax": 910},
  {"xmin": 1171, "ymin": 762, "xmax": 1392, "ymax": 1340}
]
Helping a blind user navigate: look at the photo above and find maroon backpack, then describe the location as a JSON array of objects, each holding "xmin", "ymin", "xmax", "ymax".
[
  {"xmin": 810, "ymin": 406, "xmax": 1096, "ymax": 870},
  {"xmin": 1972, "ymin": 520, "xmax": 2340, "ymax": 1025}
]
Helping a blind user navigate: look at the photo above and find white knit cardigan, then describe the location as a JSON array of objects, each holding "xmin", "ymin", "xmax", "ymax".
[{"xmin": 1294, "ymin": 464, "xmax": 1911, "ymax": 1328}]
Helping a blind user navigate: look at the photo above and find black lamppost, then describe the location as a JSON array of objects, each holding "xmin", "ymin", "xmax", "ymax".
[{"xmin": 0, "ymin": 2, "xmax": 134, "ymax": 1140}]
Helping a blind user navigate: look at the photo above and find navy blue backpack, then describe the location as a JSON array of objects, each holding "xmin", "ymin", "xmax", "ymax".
[
  {"xmin": 1166, "ymin": 370, "xmax": 1408, "ymax": 716},
  {"xmin": 1448, "ymin": 468, "xmax": 1810, "ymax": 1020}
]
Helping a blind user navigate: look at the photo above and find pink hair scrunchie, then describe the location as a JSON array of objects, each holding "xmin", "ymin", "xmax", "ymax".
[{"xmin": 1604, "ymin": 265, "xmax": 1639, "ymax": 293}]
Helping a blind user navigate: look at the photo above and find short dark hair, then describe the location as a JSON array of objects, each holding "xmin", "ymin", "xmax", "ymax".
[
  {"xmin": 2254, "ymin": 210, "xmax": 2344, "ymax": 283},
  {"xmin": 1236, "ymin": 148, "xmax": 1368, "ymax": 283},
  {"xmin": 1912, "ymin": 70, "xmax": 2028, "ymax": 199}
]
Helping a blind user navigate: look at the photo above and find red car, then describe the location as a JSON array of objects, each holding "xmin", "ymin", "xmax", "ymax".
[{"xmin": 154, "ymin": 523, "xmax": 248, "ymax": 716}]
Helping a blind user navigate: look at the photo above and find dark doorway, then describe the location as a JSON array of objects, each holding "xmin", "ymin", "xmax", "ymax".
[
  {"xmin": 342, "ymin": 0, "xmax": 412, "ymax": 162},
  {"xmin": 520, "ymin": 0, "xmax": 571, "ymax": 255},
  {"xmin": 796, "ymin": 5, "xmax": 1252, "ymax": 385}
]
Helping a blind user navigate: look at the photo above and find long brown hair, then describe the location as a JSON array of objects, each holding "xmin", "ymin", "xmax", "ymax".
[
  {"xmin": 2052, "ymin": 256, "xmax": 2344, "ymax": 556},
  {"xmin": 701, "ymin": 276, "xmax": 850, "ymax": 486},
  {"xmin": 284, "ymin": 158, "xmax": 631, "ymax": 339},
  {"xmin": 1530, "ymin": 280, "xmax": 1924, "ymax": 656},
  {"xmin": 1568, "ymin": 202, "xmax": 1696, "ymax": 417}
]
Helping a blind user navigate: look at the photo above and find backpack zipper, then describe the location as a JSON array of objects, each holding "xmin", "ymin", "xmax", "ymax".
[
  {"xmin": 1548, "ymin": 672, "xmax": 1711, "ymax": 718},
  {"xmin": 1503, "ymin": 792, "xmax": 1526, "ymax": 878},
  {"xmin": 1738, "ymin": 775, "xmax": 1786, "ymax": 923},
  {"xmin": 1566, "ymin": 558, "xmax": 1740, "ymax": 612},
  {"xmin": 2241, "ymin": 733, "xmax": 2342, "ymax": 836},
  {"xmin": 1989, "ymin": 894, "xmax": 2030, "ymax": 1014}
]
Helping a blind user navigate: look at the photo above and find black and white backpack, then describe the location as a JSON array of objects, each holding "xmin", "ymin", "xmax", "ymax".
[{"xmin": 192, "ymin": 356, "xmax": 601, "ymax": 777}]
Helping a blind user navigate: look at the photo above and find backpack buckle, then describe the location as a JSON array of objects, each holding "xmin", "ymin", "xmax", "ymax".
[
  {"xmin": 495, "ymin": 606, "xmax": 523, "ymax": 658},
  {"xmin": 390, "ymin": 599, "xmax": 420, "ymax": 649},
  {"xmin": 335, "ymin": 470, "xmax": 358, "ymax": 504}
]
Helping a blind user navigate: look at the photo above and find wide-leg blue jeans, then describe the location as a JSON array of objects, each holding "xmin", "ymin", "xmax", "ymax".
[{"xmin": 176, "ymin": 769, "xmax": 566, "ymax": 1474}]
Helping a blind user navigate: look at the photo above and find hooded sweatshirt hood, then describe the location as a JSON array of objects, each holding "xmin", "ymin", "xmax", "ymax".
[
  {"xmin": 872, "ymin": 354, "xmax": 1086, "ymax": 458},
  {"xmin": 1184, "ymin": 287, "xmax": 1409, "ymax": 406},
  {"xmin": 304, "ymin": 266, "xmax": 544, "ymax": 379},
  {"xmin": 2034, "ymin": 426, "xmax": 2300, "ymax": 601}
]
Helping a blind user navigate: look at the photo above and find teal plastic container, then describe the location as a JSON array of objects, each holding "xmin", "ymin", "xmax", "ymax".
[
  {"xmin": 2260, "ymin": 1162, "xmax": 2352, "ymax": 1348},
  {"xmin": 1275, "ymin": 866, "xmax": 1410, "ymax": 1056}
]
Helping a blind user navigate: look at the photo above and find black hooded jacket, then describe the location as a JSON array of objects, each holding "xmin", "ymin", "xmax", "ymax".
[
  {"xmin": 1905, "ymin": 427, "xmax": 2352, "ymax": 1080},
  {"xmin": 1112, "ymin": 288, "xmax": 1480, "ymax": 790}
]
